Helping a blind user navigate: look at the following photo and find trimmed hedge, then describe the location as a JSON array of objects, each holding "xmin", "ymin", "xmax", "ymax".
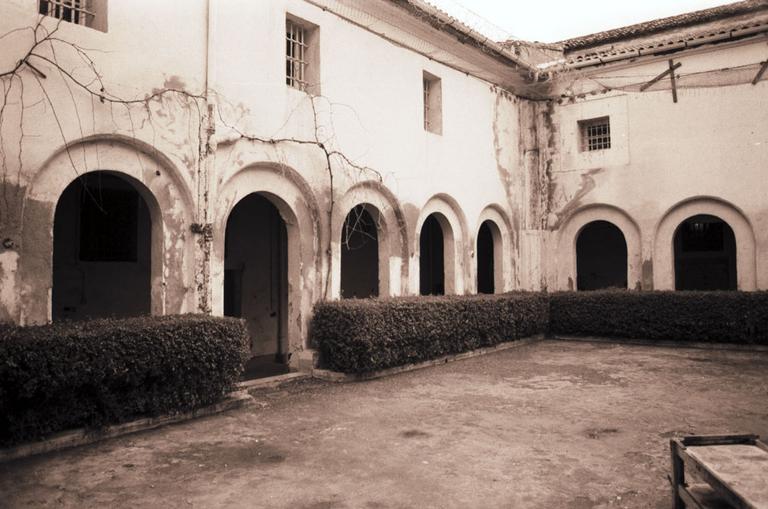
[
  {"xmin": 0, "ymin": 315, "xmax": 249, "ymax": 447},
  {"xmin": 550, "ymin": 290, "xmax": 768, "ymax": 344},
  {"xmin": 312, "ymin": 293, "xmax": 549, "ymax": 374}
]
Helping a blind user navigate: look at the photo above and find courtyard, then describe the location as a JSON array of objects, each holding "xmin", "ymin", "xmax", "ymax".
[{"xmin": 1, "ymin": 340, "xmax": 767, "ymax": 508}]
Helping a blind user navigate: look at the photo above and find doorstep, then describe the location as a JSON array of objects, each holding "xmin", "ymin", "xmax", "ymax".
[{"xmin": 236, "ymin": 372, "xmax": 312, "ymax": 392}]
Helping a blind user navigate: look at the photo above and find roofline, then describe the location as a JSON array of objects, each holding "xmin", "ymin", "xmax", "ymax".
[
  {"xmin": 541, "ymin": 17, "xmax": 768, "ymax": 71},
  {"xmin": 559, "ymin": 0, "xmax": 768, "ymax": 52},
  {"xmin": 389, "ymin": 0, "xmax": 538, "ymax": 75}
]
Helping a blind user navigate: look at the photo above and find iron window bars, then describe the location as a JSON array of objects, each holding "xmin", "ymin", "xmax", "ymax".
[
  {"xmin": 286, "ymin": 19, "xmax": 309, "ymax": 90},
  {"xmin": 581, "ymin": 117, "xmax": 611, "ymax": 151},
  {"xmin": 39, "ymin": 0, "xmax": 94, "ymax": 27}
]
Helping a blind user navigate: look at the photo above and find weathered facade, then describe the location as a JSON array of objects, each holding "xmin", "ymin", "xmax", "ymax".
[{"xmin": 1, "ymin": 0, "xmax": 766, "ymax": 369}]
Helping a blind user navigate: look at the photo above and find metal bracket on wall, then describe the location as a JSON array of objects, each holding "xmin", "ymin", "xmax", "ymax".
[{"xmin": 640, "ymin": 59, "xmax": 682, "ymax": 103}]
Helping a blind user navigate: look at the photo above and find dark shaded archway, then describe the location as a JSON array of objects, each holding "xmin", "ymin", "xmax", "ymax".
[
  {"xmin": 420, "ymin": 214, "xmax": 445, "ymax": 295},
  {"xmin": 53, "ymin": 172, "xmax": 152, "ymax": 320},
  {"xmin": 674, "ymin": 214, "xmax": 737, "ymax": 291},
  {"xmin": 340, "ymin": 205, "xmax": 379, "ymax": 299},
  {"xmin": 576, "ymin": 220, "xmax": 628, "ymax": 291},
  {"xmin": 224, "ymin": 193, "xmax": 288, "ymax": 370},
  {"xmin": 477, "ymin": 221, "xmax": 497, "ymax": 294}
]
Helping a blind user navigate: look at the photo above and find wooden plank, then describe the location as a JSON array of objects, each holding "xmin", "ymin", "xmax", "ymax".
[
  {"xmin": 687, "ymin": 484, "xmax": 739, "ymax": 509},
  {"xmin": 686, "ymin": 445, "xmax": 768, "ymax": 508},
  {"xmin": 678, "ymin": 446, "xmax": 752, "ymax": 509},
  {"xmin": 752, "ymin": 60, "xmax": 768, "ymax": 85},
  {"xmin": 679, "ymin": 485, "xmax": 707, "ymax": 509},
  {"xmin": 682, "ymin": 434, "xmax": 758, "ymax": 447},
  {"xmin": 639, "ymin": 61, "xmax": 682, "ymax": 91},
  {"xmin": 671, "ymin": 439, "xmax": 686, "ymax": 509},
  {"xmin": 669, "ymin": 59, "xmax": 678, "ymax": 103}
]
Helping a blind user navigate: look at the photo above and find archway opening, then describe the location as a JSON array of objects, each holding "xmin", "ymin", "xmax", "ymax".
[
  {"xmin": 420, "ymin": 214, "xmax": 445, "ymax": 295},
  {"xmin": 53, "ymin": 172, "xmax": 152, "ymax": 320},
  {"xmin": 674, "ymin": 214, "xmax": 737, "ymax": 291},
  {"xmin": 340, "ymin": 205, "xmax": 379, "ymax": 299},
  {"xmin": 477, "ymin": 221, "xmax": 496, "ymax": 294},
  {"xmin": 576, "ymin": 220, "xmax": 627, "ymax": 291},
  {"xmin": 224, "ymin": 193, "xmax": 289, "ymax": 378}
]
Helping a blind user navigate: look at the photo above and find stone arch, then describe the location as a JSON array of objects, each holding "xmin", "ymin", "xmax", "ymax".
[
  {"xmin": 654, "ymin": 196, "xmax": 756, "ymax": 290},
  {"xmin": 475, "ymin": 204, "xmax": 514, "ymax": 294},
  {"xmin": 414, "ymin": 194, "xmax": 469, "ymax": 295},
  {"xmin": 332, "ymin": 181, "xmax": 408, "ymax": 298},
  {"xmin": 556, "ymin": 204, "xmax": 642, "ymax": 291},
  {"xmin": 19, "ymin": 136, "xmax": 196, "ymax": 324},
  {"xmin": 213, "ymin": 162, "xmax": 322, "ymax": 365}
]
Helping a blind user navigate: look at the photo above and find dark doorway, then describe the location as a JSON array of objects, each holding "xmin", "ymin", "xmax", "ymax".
[
  {"xmin": 420, "ymin": 214, "xmax": 445, "ymax": 295},
  {"xmin": 340, "ymin": 205, "xmax": 379, "ymax": 299},
  {"xmin": 52, "ymin": 172, "xmax": 152, "ymax": 320},
  {"xmin": 224, "ymin": 193, "xmax": 289, "ymax": 378},
  {"xmin": 477, "ymin": 221, "xmax": 495, "ymax": 294},
  {"xmin": 576, "ymin": 220, "xmax": 627, "ymax": 291},
  {"xmin": 674, "ymin": 214, "xmax": 737, "ymax": 291}
]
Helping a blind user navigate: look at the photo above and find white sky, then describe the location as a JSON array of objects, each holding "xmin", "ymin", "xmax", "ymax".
[{"xmin": 425, "ymin": 0, "xmax": 740, "ymax": 42}]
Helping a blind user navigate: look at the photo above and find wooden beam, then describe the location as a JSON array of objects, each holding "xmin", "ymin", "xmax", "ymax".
[
  {"xmin": 668, "ymin": 59, "xmax": 678, "ymax": 103},
  {"xmin": 639, "ymin": 61, "xmax": 682, "ymax": 92},
  {"xmin": 670, "ymin": 439, "xmax": 686, "ymax": 509},
  {"xmin": 681, "ymin": 434, "xmax": 758, "ymax": 447},
  {"xmin": 752, "ymin": 60, "xmax": 768, "ymax": 85}
]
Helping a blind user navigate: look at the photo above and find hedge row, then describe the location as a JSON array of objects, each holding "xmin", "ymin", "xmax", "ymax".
[
  {"xmin": 0, "ymin": 315, "xmax": 249, "ymax": 447},
  {"xmin": 550, "ymin": 290, "xmax": 768, "ymax": 344},
  {"xmin": 312, "ymin": 293, "xmax": 549, "ymax": 374}
]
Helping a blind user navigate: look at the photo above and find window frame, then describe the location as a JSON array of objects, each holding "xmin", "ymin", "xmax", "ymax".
[
  {"xmin": 423, "ymin": 71, "xmax": 443, "ymax": 135},
  {"xmin": 579, "ymin": 116, "xmax": 611, "ymax": 152},
  {"xmin": 285, "ymin": 14, "xmax": 320, "ymax": 94},
  {"xmin": 38, "ymin": 0, "xmax": 108, "ymax": 32}
]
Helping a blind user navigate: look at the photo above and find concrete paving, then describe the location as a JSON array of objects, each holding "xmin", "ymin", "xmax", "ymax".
[{"xmin": 2, "ymin": 340, "xmax": 767, "ymax": 508}]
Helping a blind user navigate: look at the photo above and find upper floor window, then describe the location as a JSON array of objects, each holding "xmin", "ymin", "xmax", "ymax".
[
  {"xmin": 39, "ymin": 0, "xmax": 108, "ymax": 32},
  {"xmin": 286, "ymin": 16, "xmax": 319, "ymax": 93},
  {"xmin": 423, "ymin": 71, "xmax": 443, "ymax": 135},
  {"xmin": 579, "ymin": 116, "xmax": 611, "ymax": 152}
]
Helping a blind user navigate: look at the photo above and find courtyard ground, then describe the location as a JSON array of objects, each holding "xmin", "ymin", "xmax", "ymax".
[{"xmin": 1, "ymin": 340, "xmax": 767, "ymax": 509}]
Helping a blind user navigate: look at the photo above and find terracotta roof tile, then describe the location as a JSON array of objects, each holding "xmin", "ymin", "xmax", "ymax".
[{"xmin": 560, "ymin": 0, "xmax": 768, "ymax": 52}]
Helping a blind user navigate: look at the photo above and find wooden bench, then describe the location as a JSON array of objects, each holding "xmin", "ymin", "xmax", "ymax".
[{"xmin": 670, "ymin": 434, "xmax": 768, "ymax": 508}]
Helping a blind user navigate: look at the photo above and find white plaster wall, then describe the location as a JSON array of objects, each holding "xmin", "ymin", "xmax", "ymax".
[
  {"xmin": 0, "ymin": 1, "xmax": 208, "ymax": 322},
  {"xmin": 550, "ymin": 39, "xmax": 768, "ymax": 290},
  {"xmin": 210, "ymin": 0, "xmax": 522, "ymax": 297}
]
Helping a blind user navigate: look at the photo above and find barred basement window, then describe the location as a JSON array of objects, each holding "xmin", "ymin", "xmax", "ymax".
[
  {"xmin": 39, "ymin": 0, "xmax": 108, "ymax": 32},
  {"xmin": 423, "ymin": 71, "xmax": 442, "ymax": 135},
  {"xmin": 579, "ymin": 116, "xmax": 611, "ymax": 152},
  {"xmin": 286, "ymin": 16, "xmax": 319, "ymax": 93}
]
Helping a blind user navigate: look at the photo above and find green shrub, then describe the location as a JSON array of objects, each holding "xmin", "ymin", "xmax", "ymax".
[
  {"xmin": 550, "ymin": 290, "xmax": 768, "ymax": 344},
  {"xmin": 312, "ymin": 293, "xmax": 549, "ymax": 374},
  {"xmin": 0, "ymin": 315, "xmax": 248, "ymax": 447}
]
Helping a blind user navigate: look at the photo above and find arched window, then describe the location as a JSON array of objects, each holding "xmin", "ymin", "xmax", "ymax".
[
  {"xmin": 674, "ymin": 214, "xmax": 737, "ymax": 291},
  {"xmin": 477, "ymin": 221, "xmax": 499, "ymax": 294},
  {"xmin": 576, "ymin": 220, "xmax": 628, "ymax": 291},
  {"xmin": 340, "ymin": 205, "xmax": 379, "ymax": 299},
  {"xmin": 53, "ymin": 172, "xmax": 152, "ymax": 320},
  {"xmin": 420, "ymin": 214, "xmax": 445, "ymax": 295}
]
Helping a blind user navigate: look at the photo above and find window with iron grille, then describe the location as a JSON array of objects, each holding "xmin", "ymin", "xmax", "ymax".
[
  {"xmin": 579, "ymin": 116, "xmax": 611, "ymax": 152},
  {"xmin": 423, "ymin": 71, "xmax": 442, "ymax": 135},
  {"xmin": 39, "ymin": 0, "xmax": 107, "ymax": 32},
  {"xmin": 286, "ymin": 20, "xmax": 307, "ymax": 90},
  {"xmin": 285, "ymin": 16, "xmax": 318, "ymax": 92}
]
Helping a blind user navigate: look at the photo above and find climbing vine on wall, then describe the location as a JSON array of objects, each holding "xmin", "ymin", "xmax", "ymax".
[{"xmin": 0, "ymin": 16, "xmax": 398, "ymax": 311}]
